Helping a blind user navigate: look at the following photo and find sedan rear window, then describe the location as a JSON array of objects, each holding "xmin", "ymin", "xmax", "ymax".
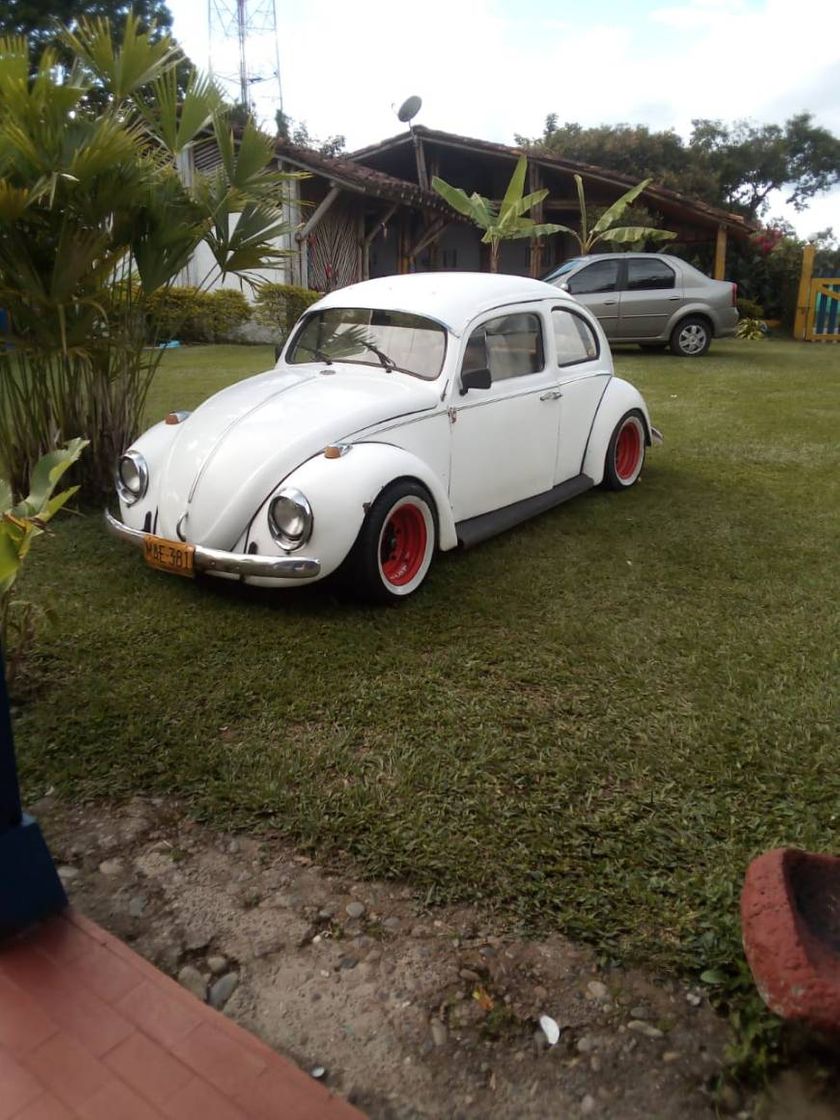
[
  {"xmin": 626, "ymin": 259, "xmax": 676, "ymax": 291},
  {"xmin": 288, "ymin": 308, "xmax": 447, "ymax": 380}
]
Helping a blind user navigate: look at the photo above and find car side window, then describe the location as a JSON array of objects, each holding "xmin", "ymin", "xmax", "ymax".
[
  {"xmin": 626, "ymin": 259, "xmax": 676, "ymax": 291},
  {"xmin": 552, "ymin": 308, "xmax": 599, "ymax": 366},
  {"xmin": 463, "ymin": 312, "xmax": 544, "ymax": 382},
  {"xmin": 567, "ymin": 260, "xmax": 620, "ymax": 295}
]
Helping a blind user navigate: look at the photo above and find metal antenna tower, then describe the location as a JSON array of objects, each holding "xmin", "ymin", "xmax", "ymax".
[{"xmin": 207, "ymin": 0, "xmax": 283, "ymax": 117}]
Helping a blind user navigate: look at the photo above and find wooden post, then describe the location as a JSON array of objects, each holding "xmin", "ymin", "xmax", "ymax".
[
  {"xmin": 398, "ymin": 210, "xmax": 411, "ymax": 274},
  {"xmin": 528, "ymin": 164, "xmax": 545, "ymax": 279},
  {"xmin": 713, "ymin": 225, "xmax": 727, "ymax": 280},
  {"xmin": 412, "ymin": 131, "xmax": 428, "ymax": 190},
  {"xmin": 295, "ymin": 186, "xmax": 341, "ymax": 244},
  {"xmin": 794, "ymin": 242, "xmax": 816, "ymax": 341},
  {"xmin": 363, "ymin": 203, "xmax": 398, "ymax": 280}
]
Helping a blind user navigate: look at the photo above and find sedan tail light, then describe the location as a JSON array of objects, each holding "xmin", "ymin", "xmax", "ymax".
[{"xmin": 731, "ymin": 282, "xmax": 738, "ymax": 307}]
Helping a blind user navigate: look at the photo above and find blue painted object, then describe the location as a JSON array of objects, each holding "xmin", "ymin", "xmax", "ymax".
[{"xmin": 0, "ymin": 648, "xmax": 67, "ymax": 935}]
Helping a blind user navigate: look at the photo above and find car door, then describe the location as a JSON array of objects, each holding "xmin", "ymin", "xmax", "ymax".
[
  {"xmin": 617, "ymin": 257, "xmax": 682, "ymax": 339},
  {"xmin": 447, "ymin": 308, "xmax": 562, "ymax": 522},
  {"xmin": 564, "ymin": 259, "xmax": 621, "ymax": 337},
  {"xmin": 550, "ymin": 306, "xmax": 612, "ymax": 483}
]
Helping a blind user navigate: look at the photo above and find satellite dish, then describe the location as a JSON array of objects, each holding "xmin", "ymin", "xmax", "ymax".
[{"xmin": 397, "ymin": 95, "xmax": 422, "ymax": 124}]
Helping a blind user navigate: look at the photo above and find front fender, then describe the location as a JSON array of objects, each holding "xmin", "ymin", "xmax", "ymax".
[
  {"xmin": 240, "ymin": 442, "xmax": 457, "ymax": 586},
  {"xmin": 582, "ymin": 378, "xmax": 653, "ymax": 485},
  {"xmin": 117, "ymin": 420, "xmax": 180, "ymax": 530}
]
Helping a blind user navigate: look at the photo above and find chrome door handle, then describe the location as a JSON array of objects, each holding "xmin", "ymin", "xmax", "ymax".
[{"xmin": 540, "ymin": 390, "xmax": 563, "ymax": 401}]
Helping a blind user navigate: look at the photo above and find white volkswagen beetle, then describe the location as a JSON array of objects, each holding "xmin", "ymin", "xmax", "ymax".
[{"xmin": 107, "ymin": 273, "xmax": 661, "ymax": 602}]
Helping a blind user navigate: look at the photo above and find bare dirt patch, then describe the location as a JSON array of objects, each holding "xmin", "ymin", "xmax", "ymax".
[{"xmin": 39, "ymin": 794, "xmax": 739, "ymax": 1119}]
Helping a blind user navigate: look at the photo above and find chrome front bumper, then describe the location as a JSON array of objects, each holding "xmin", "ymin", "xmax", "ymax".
[{"xmin": 104, "ymin": 510, "xmax": 321, "ymax": 580}]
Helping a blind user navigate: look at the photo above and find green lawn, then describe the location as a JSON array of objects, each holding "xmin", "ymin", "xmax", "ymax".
[{"xmin": 13, "ymin": 339, "xmax": 840, "ymax": 997}]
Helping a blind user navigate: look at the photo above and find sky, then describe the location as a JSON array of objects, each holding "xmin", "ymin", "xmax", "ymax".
[{"xmin": 168, "ymin": 0, "xmax": 840, "ymax": 238}]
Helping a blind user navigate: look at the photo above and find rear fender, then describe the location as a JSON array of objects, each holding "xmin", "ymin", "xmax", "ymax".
[{"xmin": 582, "ymin": 378, "xmax": 653, "ymax": 485}]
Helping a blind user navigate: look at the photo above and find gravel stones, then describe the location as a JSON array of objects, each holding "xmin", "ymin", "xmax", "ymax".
[
  {"xmin": 586, "ymin": 980, "xmax": 610, "ymax": 1001},
  {"xmin": 429, "ymin": 1018, "xmax": 448, "ymax": 1047},
  {"xmin": 208, "ymin": 971, "xmax": 239, "ymax": 1010},
  {"xmin": 98, "ymin": 858, "xmax": 123, "ymax": 876},
  {"xmin": 345, "ymin": 901, "xmax": 366, "ymax": 920},
  {"xmin": 178, "ymin": 965, "xmax": 207, "ymax": 1000},
  {"xmin": 627, "ymin": 1019, "xmax": 664, "ymax": 1039}
]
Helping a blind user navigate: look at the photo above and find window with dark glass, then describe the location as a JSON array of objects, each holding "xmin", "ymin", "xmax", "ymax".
[
  {"xmin": 567, "ymin": 260, "xmax": 620, "ymax": 295},
  {"xmin": 463, "ymin": 313, "xmax": 544, "ymax": 382},
  {"xmin": 625, "ymin": 259, "xmax": 676, "ymax": 291},
  {"xmin": 552, "ymin": 309, "xmax": 599, "ymax": 366}
]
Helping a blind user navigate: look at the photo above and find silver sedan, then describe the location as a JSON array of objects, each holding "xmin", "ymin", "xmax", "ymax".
[{"xmin": 544, "ymin": 253, "xmax": 739, "ymax": 357}]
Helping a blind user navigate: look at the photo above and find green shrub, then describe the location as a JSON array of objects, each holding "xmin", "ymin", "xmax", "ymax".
[
  {"xmin": 145, "ymin": 287, "xmax": 251, "ymax": 344},
  {"xmin": 736, "ymin": 318, "xmax": 767, "ymax": 340},
  {"xmin": 253, "ymin": 283, "xmax": 321, "ymax": 340},
  {"xmin": 737, "ymin": 297, "xmax": 765, "ymax": 320},
  {"xmin": 209, "ymin": 289, "xmax": 252, "ymax": 337}
]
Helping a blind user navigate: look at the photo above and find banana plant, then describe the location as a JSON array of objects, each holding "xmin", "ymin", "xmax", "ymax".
[
  {"xmin": 0, "ymin": 440, "xmax": 88, "ymax": 676},
  {"xmin": 432, "ymin": 157, "xmax": 566, "ymax": 272},
  {"xmin": 554, "ymin": 176, "xmax": 677, "ymax": 254}
]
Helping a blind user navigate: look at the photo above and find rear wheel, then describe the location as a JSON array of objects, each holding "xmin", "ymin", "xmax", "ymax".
[
  {"xmin": 603, "ymin": 411, "xmax": 646, "ymax": 490},
  {"xmin": 347, "ymin": 481, "xmax": 436, "ymax": 603},
  {"xmin": 670, "ymin": 316, "xmax": 711, "ymax": 357}
]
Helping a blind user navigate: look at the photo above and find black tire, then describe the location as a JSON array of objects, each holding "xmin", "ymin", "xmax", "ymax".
[
  {"xmin": 670, "ymin": 316, "xmax": 711, "ymax": 357},
  {"xmin": 603, "ymin": 410, "xmax": 646, "ymax": 491},
  {"xmin": 346, "ymin": 480, "xmax": 436, "ymax": 603}
]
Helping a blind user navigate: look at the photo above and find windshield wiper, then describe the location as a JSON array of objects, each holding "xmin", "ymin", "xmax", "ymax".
[
  {"xmin": 314, "ymin": 348, "xmax": 332, "ymax": 364},
  {"xmin": 359, "ymin": 340, "xmax": 396, "ymax": 371}
]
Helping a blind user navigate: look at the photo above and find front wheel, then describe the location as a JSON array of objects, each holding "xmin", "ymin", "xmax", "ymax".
[
  {"xmin": 670, "ymin": 316, "xmax": 711, "ymax": 357},
  {"xmin": 603, "ymin": 411, "xmax": 646, "ymax": 490},
  {"xmin": 347, "ymin": 481, "xmax": 436, "ymax": 603}
]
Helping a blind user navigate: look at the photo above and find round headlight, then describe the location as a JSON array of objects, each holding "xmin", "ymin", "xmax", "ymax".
[
  {"xmin": 268, "ymin": 489, "xmax": 313, "ymax": 551},
  {"xmin": 116, "ymin": 451, "xmax": 148, "ymax": 505}
]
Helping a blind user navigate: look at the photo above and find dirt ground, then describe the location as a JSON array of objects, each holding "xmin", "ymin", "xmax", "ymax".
[{"xmin": 30, "ymin": 794, "xmax": 826, "ymax": 1120}]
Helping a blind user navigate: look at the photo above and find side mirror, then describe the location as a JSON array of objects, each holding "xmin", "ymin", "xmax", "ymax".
[
  {"xmin": 559, "ymin": 281, "xmax": 570, "ymax": 293},
  {"xmin": 459, "ymin": 367, "xmax": 492, "ymax": 395}
]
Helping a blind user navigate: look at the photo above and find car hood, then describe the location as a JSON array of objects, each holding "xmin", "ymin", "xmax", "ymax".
[{"xmin": 151, "ymin": 363, "xmax": 438, "ymax": 547}]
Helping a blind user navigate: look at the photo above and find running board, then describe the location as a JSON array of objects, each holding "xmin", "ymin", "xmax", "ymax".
[{"xmin": 456, "ymin": 474, "xmax": 594, "ymax": 549}]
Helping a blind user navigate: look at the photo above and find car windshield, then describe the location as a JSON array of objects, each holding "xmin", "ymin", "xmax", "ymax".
[
  {"xmin": 542, "ymin": 259, "xmax": 583, "ymax": 283},
  {"xmin": 287, "ymin": 307, "xmax": 447, "ymax": 380}
]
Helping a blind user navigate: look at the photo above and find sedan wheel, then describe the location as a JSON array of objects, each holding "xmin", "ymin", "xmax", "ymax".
[
  {"xmin": 604, "ymin": 411, "xmax": 646, "ymax": 490},
  {"xmin": 670, "ymin": 316, "xmax": 711, "ymax": 357},
  {"xmin": 348, "ymin": 481, "xmax": 436, "ymax": 602}
]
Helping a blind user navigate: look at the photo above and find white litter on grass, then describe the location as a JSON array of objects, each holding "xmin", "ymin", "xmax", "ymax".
[{"xmin": 539, "ymin": 1014, "xmax": 561, "ymax": 1046}]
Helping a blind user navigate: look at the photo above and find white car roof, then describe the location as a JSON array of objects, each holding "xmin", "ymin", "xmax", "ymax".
[{"xmin": 311, "ymin": 272, "xmax": 572, "ymax": 334}]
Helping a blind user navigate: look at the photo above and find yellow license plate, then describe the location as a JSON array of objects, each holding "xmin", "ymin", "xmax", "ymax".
[{"xmin": 143, "ymin": 534, "xmax": 195, "ymax": 578}]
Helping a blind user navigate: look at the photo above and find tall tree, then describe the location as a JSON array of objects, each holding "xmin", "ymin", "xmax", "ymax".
[
  {"xmin": 690, "ymin": 113, "xmax": 840, "ymax": 214},
  {"xmin": 519, "ymin": 113, "xmax": 840, "ymax": 218},
  {"xmin": 0, "ymin": 0, "xmax": 174, "ymax": 46}
]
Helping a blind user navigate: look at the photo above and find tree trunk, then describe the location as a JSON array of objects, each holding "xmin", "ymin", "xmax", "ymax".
[{"xmin": 489, "ymin": 241, "xmax": 499, "ymax": 273}]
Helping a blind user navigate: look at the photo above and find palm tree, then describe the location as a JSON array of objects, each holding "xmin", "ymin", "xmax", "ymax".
[
  {"xmin": 432, "ymin": 157, "xmax": 566, "ymax": 272},
  {"xmin": 0, "ymin": 16, "xmax": 295, "ymax": 498}
]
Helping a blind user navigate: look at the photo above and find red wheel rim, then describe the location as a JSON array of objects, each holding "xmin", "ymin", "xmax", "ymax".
[
  {"xmin": 380, "ymin": 503, "xmax": 428, "ymax": 586},
  {"xmin": 615, "ymin": 421, "xmax": 642, "ymax": 481}
]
